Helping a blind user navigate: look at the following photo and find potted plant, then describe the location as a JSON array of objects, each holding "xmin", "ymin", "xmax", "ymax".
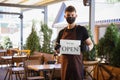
[
  {"xmin": 83, "ymin": 26, "xmax": 96, "ymax": 61},
  {"xmin": 82, "ymin": 26, "xmax": 98, "ymax": 80},
  {"xmin": 40, "ymin": 23, "xmax": 53, "ymax": 54},
  {"xmin": 97, "ymin": 23, "xmax": 120, "ymax": 65},
  {"xmin": 95, "ymin": 23, "xmax": 120, "ymax": 80},
  {"xmin": 32, "ymin": 23, "xmax": 54, "ymax": 64},
  {"xmin": 26, "ymin": 21, "xmax": 41, "ymax": 55}
]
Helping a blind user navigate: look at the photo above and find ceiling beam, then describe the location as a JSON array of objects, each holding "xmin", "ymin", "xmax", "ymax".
[
  {"xmin": 0, "ymin": 3, "xmax": 45, "ymax": 9},
  {"xmin": 35, "ymin": 0, "xmax": 66, "ymax": 6},
  {"xmin": 0, "ymin": 11, "xmax": 21, "ymax": 15},
  {"xmin": 0, "ymin": 0, "xmax": 8, "ymax": 3},
  {"xmin": 19, "ymin": 0, "xmax": 28, "ymax": 4}
]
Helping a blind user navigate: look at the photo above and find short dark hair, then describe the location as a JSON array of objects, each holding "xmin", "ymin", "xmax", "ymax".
[{"xmin": 65, "ymin": 5, "xmax": 76, "ymax": 13}]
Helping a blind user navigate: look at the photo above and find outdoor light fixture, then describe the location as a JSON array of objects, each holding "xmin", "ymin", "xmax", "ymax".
[{"xmin": 83, "ymin": 0, "xmax": 90, "ymax": 6}]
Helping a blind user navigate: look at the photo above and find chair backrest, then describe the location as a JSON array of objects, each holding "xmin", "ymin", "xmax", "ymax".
[
  {"xmin": 28, "ymin": 55, "xmax": 41, "ymax": 60},
  {"xmin": 12, "ymin": 56, "xmax": 27, "ymax": 63},
  {"xmin": 7, "ymin": 48, "xmax": 18, "ymax": 56},
  {"xmin": 24, "ymin": 54, "xmax": 42, "ymax": 67},
  {"xmin": 53, "ymin": 69, "xmax": 61, "ymax": 78},
  {"xmin": 24, "ymin": 59, "xmax": 42, "ymax": 80},
  {"xmin": 24, "ymin": 60, "xmax": 41, "ymax": 67},
  {"xmin": 17, "ymin": 50, "xmax": 31, "ymax": 56},
  {"xmin": 12, "ymin": 56, "xmax": 27, "ymax": 66},
  {"xmin": 49, "ymin": 68, "xmax": 61, "ymax": 80}
]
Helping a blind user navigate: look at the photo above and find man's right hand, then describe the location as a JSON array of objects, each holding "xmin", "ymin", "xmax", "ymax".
[{"xmin": 55, "ymin": 44, "xmax": 61, "ymax": 51}]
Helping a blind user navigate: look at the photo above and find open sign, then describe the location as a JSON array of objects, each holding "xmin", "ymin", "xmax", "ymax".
[{"xmin": 60, "ymin": 40, "xmax": 81, "ymax": 55}]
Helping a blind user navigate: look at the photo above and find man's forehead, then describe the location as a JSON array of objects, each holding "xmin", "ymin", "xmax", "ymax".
[{"xmin": 65, "ymin": 11, "xmax": 76, "ymax": 15}]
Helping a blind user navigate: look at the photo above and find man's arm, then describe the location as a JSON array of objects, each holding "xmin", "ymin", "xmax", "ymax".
[{"xmin": 85, "ymin": 37, "xmax": 94, "ymax": 51}]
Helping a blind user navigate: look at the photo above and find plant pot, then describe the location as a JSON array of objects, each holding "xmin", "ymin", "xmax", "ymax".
[{"xmin": 83, "ymin": 60, "xmax": 99, "ymax": 80}]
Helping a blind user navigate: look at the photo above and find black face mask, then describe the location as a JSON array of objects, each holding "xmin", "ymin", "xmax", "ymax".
[{"xmin": 66, "ymin": 17, "xmax": 76, "ymax": 24}]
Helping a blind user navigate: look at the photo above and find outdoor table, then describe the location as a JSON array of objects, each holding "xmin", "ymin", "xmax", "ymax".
[
  {"xmin": 28, "ymin": 64, "xmax": 61, "ymax": 71},
  {"xmin": 28, "ymin": 64, "xmax": 61, "ymax": 79},
  {"xmin": 1, "ymin": 55, "xmax": 27, "ymax": 66},
  {"xmin": 1, "ymin": 55, "xmax": 27, "ymax": 60}
]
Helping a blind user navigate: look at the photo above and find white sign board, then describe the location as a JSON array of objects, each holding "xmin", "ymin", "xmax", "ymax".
[{"xmin": 60, "ymin": 40, "xmax": 81, "ymax": 55}]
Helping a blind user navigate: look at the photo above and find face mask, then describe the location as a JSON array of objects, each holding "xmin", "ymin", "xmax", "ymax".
[{"xmin": 66, "ymin": 17, "xmax": 76, "ymax": 24}]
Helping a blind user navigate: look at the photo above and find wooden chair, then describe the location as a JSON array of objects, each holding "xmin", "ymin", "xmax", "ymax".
[
  {"xmin": 48, "ymin": 68, "xmax": 61, "ymax": 80},
  {"xmin": 43, "ymin": 60, "xmax": 58, "ymax": 80},
  {"xmin": 4, "ymin": 56, "xmax": 27, "ymax": 80},
  {"xmin": 17, "ymin": 50, "xmax": 31, "ymax": 56},
  {"xmin": 28, "ymin": 55, "xmax": 41, "ymax": 60},
  {"xmin": 24, "ymin": 60, "xmax": 45, "ymax": 80}
]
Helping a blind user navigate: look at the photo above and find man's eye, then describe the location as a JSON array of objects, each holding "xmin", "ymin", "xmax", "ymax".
[
  {"xmin": 67, "ymin": 14, "xmax": 70, "ymax": 17},
  {"xmin": 72, "ymin": 14, "xmax": 75, "ymax": 17}
]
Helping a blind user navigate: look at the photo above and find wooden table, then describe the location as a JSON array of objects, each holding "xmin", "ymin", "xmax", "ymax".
[
  {"xmin": 1, "ymin": 55, "xmax": 27, "ymax": 60},
  {"xmin": 28, "ymin": 64, "xmax": 61, "ymax": 79},
  {"xmin": 1, "ymin": 55, "xmax": 27, "ymax": 66},
  {"xmin": 1, "ymin": 56, "xmax": 12, "ymax": 60},
  {"xmin": 28, "ymin": 64, "xmax": 61, "ymax": 71}
]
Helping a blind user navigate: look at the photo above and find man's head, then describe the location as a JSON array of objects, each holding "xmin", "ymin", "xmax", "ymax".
[{"xmin": 64, "ymin": 5, "xmax": 77, "ymax": 24}]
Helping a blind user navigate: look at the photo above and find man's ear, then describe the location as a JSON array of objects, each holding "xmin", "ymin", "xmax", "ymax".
[
  {"xmin": 75, "ymin": 14, "xmax": 78, "ymax": 18},
  {"xmin": 64, "ymin": 15, "xmax": 66, "ymax": 18}
]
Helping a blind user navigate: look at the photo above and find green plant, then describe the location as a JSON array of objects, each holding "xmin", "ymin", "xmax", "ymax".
[
  {"xmin": 0, "ymin": 44, "xmax": 4, "ymax": 49},
  {"xmin": 111, "ymin": 37, "xmax": 120, "ymax": 67},
  {"xmin": 26, "ymin": 21, "xmax": 41, "ymax": 55},
  {"xmin": 96, "ymin": 38, "xmax": 106, "ymax": 57},
  {"xmin": 107, "ymin": 0, "xmax": 120, "ymax": 3},
  {"xmin": 83, "ymin": 26, "xmax": 96, "ymax": 61},
  {"xmin": 3, "ymin": 36, "xmax": 13, "ymax": 49},
  {"xmin": 97, "ymin": 23, "xmax": 120, "ymax": 67},
  {"xmin": 40, "ymin": 23, "xmax": 53, "ymax": 54}
]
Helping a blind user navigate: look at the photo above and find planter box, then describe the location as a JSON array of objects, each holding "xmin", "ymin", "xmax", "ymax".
[
  {"xmin": 83, "ymin": 61, "xmax": 99, "ymax": 80},
  {"xmin": 94, "ymin": 64, "xmax": 120, "ymax": 80}
]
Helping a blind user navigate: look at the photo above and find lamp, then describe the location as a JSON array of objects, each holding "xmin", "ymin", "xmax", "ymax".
[{"xmin": 83, "ymin": 0, "xmax": 90, "ymax": 6}]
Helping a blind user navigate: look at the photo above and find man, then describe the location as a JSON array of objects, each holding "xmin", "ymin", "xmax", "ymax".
[{"xmin": 55, "ymin": 5, "xmax": 93, "ymax": 80}]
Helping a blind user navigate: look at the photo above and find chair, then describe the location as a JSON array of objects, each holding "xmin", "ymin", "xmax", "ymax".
[
  {"xmin": 43, "ymin": 60, "xmax": 59, "ymax": 80},
  {"xmin": 4, "ymin": 56, "xmax": 27, "ymax": 80},
  {"xmin": 28, "ymin": 55, "xmax": 41, "ymax": 60},
  {"xmin": 24, "ymin": 60, "xmax": 45, "ymax": 80},
  {"xmin": 48, "ymin": 68, "xmax": 61, "ymax": 80},
  {"xmin": 17, "ymin": 50, "xmax": 31, "ymax": 56}
]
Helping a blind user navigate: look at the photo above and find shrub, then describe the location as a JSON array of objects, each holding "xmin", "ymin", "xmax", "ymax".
[
  {"xmin": 97, "ymin": 23, "xmax": 120, "ymax": 67},
  {"xmin": 26, "ymin": 21, "xmax": 41, "ymax": 55}
]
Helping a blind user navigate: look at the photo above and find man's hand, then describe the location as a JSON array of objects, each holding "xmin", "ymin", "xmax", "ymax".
[
  {"xmin": 55, "ymin": 44, "xmax": 61, "ymax": 51},
  {"xmin": 80, "ymin": 44, "xmax": 89, "ymax": 52}
]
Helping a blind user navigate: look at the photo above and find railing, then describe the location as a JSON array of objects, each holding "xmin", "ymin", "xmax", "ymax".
[{"xmin": 84, "ymin": 61, "xmax": 119, "ymax": 80}]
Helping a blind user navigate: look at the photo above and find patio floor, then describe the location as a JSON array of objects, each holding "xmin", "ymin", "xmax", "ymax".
[
  {"xmin": 0, "ymin": 66, "xmax": 25, "ymax": 80},
  {"xmin": 0, "ymin": 65, "xmax": 91, "ymax": 80},
  {"xmin": 0, "ymin": 67, "xmax": 7, "ymax": 80}
]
